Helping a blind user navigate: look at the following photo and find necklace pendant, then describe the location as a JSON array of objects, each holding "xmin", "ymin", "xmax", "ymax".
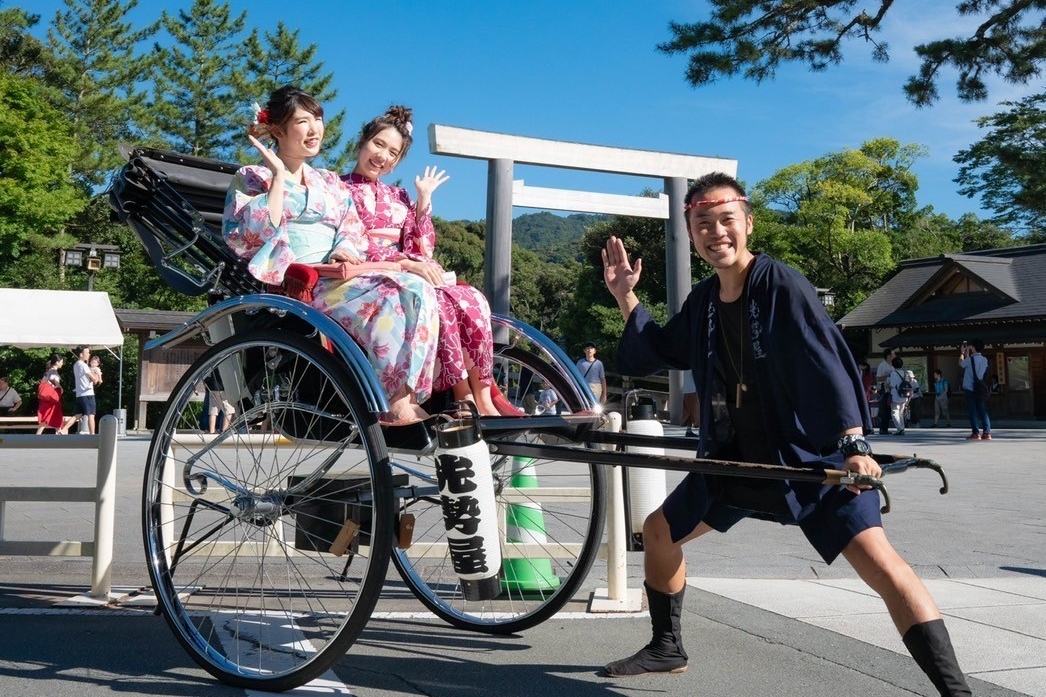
[{"xmin": 735, "ymin": 383, "xmax": 743, "ymax": 409}]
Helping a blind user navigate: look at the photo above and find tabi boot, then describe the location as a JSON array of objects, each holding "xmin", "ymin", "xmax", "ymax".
[
  {"xmin": 604, "ymin": 583, "xmax": 688, "ymax": 677},
  {"xmin": 902, "ymin": 619, "xmax": 972, "ymax": 696}
]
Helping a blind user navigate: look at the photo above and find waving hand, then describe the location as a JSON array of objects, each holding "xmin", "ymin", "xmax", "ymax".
[{"xmin": 602, "ymin": 236, "xmax": 642, "ymax": 320}]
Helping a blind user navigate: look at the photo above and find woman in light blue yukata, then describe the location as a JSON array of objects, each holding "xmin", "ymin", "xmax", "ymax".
[{"xmin": 222, "ymin": 85, "xmax": 439, "ymax": 423}]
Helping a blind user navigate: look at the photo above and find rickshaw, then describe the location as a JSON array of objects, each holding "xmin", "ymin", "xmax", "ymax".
[{"xmin": 109, "ymin": 146, "xmax": 948, "ymax": 692}]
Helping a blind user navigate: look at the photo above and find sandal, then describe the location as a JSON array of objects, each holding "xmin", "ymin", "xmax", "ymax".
[{"xmin": 380, "ymin": 415, "xmax": 438, "ymax": 451}]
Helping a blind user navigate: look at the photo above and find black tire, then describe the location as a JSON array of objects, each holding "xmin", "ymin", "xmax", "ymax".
[
  {"xmin": 142, "ymin": 329, "xmax": 393, "ymax": 691},
  {"xmin": 391, "ymin": 345, "xmax": 606, "ymax": 633}
]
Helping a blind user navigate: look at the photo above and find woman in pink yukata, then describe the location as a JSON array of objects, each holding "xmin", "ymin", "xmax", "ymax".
[
  {"xmin": 342, "ymin": 106, "xmax": 500, "ymax": 416},
  {"xmin": 222, "ymin": 86, "xmax": 439, "ymax": 423}
]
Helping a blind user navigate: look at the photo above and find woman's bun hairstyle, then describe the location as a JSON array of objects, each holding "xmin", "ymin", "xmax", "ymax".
[{"xmin": 358, "ymin": 104, "xmax": 415, "ymax": 161}]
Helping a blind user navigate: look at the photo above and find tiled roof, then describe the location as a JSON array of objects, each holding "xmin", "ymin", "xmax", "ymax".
[
  {"xmin": 839, "ymin": 244, "xmax": 1046, "ymax": 329},
  {"xmin": 115, "ymin": 308, "xmax": 197, "ymax": 333}
]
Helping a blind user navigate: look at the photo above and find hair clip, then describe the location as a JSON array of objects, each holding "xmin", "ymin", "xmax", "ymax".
[
  {"xmin": 683, "ymin": 195, "xmax": 747, "ymax": 212},
  {"xmin": 251, "ymin": 102, "xmax": 269, "ymax": 125},
  {"xmin": 405, "ymin": 121, "xmax": 414, "ymax": 135}
]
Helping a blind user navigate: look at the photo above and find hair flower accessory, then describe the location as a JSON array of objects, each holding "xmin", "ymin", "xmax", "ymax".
[
  {"xmin": 405, "ymin": 121, "xmax": 414, "ymax": 135},
  {"xmin": 252, "ymin": 102, "xmax": 269, "ymax": 125},
  {"xmin": 249, "ymin": 101, "xmax": 271, "ymax": 139}
]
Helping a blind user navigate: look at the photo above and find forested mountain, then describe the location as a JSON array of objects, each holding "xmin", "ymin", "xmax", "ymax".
[{"xmin": 511, "ymin": 212, "xmax": 607, "ymax": 264}]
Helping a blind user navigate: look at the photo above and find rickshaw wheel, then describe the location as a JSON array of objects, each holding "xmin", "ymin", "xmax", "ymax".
[
  {"xmin": 142, "ymin": 328, "xmax": 392, "ymax": 691},
  {"xmin": 391, "ymin": 344, "xmax": 607, "ymax": 633}
]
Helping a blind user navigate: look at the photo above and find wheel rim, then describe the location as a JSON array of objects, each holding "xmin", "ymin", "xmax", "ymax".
[{"xmin": 143, "ymin": 331, "xmax": 390, "ymax": 687}]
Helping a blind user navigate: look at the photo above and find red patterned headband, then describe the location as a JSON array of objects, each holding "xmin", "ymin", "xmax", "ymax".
[{"xmin": 683, "ymin": 195, "xmax": 748, "ymax": 212}]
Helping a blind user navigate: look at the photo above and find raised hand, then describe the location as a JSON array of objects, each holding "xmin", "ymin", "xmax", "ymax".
[
  {"xmin": 415, "ymin": 166, "xmax": 450, "ymax": 214},
  {"xmin": 603, "ymin": 236, "xmax": 642, "ymax": 296},
  {"xmin": 415, "ymin": 166, "xmax": 450, "ymax": 199},
  {"xmin": 247, "ymin": 134, "xmax": 288, "ymax": 227},
  {"xmin": 248, "ymin": 134, "xmax": 286, "ymax": 177},
  {"xmin": 602, "ymin": 236, "xmax": 643, "ymax": 319}
]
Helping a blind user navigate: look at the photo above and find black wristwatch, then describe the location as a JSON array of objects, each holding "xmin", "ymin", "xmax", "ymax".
[{"xmin": 837, "ymin": 434, "xmax": 873, "ymax": 459}]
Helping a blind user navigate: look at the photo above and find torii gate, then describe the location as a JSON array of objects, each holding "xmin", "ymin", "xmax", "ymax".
[{"xmin": 427, "ymin": 124, "xmax": 738, "ymax": 419}]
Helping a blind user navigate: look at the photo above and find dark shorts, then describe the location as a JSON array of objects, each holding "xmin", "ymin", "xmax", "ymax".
[
  {"xmin": 76, "ymin": 395, "xmax": 96, "ymax": 416},
  {"xmin": 662, "ymin": 472, "xmax": 883, "ymax": 564}
]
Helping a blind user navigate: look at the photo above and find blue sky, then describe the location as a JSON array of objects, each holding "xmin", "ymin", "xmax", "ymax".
[{"xmin": 27, "ymin": 0, "xmax": 1040, "ymax": 223}]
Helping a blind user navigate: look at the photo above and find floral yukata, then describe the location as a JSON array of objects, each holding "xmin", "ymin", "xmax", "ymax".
[
  {"xmin": 343, "ymin": 172, "xmax": 494, "ymax": 393},
  {"xmin": 223, "ymin": 164, "xmax": 439, "ymax": 403}
]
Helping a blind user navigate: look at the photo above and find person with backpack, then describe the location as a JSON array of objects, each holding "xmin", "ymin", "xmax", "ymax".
[
  {"xmin": 887, "ymin": 356, "xmax": 912, "ymax": 435},
  {"xmin": 960, "ymin": 339, "xmax": 992, "ymax": 440}
]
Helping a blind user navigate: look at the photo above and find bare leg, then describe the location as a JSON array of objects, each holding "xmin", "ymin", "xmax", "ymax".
[
  {"xmin": 208, "ymin": 413, "xmax": 217, "ymax": 434},
  {"xmin": 449, "ymin": 370, "xmax": 498, "ymax": 416},
  {"xmin": 842, "ymin": 526, "xmax": 940, "ymax": 633},
  {"xmin": 467, "ymin": 368, "xmax": 498, "ymax": 415},
  {"xmin": 644, "ymin": 509, "xmax": 712, "ymax": 593},
  {"xmin": 451, "ymin": 379, "xmax": 476, "ymax": 409},
  {"xmin": 385, "ymin": 386, "xmax": 428, "ymax": 422},
  {"xmin": 88, "ymin": 414, "xmax": 96, "ymax": 435},
  {"xmin": 844, "ymin": 527, "xmax": 971, "ymax": 695}
]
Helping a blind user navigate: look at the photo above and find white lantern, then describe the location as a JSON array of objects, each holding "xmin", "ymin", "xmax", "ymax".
[{"xmin": 435, "ymin": 414, "xmax": 502, "ymax": 600}]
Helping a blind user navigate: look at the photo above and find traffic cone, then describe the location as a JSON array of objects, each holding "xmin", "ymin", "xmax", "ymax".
[{"xmin": 501, "ymin": 456, "xmax": 562, "ymax": 593}]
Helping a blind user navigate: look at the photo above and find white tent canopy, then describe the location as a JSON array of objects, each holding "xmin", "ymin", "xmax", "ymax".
[{"xmin": 0, "ymin": 288, "xmax": 125, "ymax": 349}]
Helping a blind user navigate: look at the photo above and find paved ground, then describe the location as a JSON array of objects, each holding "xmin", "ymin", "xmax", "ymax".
[{"xmin": 0, "ymin": 424, "xmax": 1043, "ymax": 696}]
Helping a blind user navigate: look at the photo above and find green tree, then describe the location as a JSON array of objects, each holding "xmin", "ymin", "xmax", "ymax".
[
  {"xmin": 659, "ymin": 1, "xmax": 1046, "ymax": 106},
  {"xmin": 953, "ymin": 212, "xmax": 1018, "ymax": 251},
  {"xmin": 147, "ymin": 0, "xmax": 248, "ymax": 158},
  {"xmin": 427, "ymin": 216, "xmax": 579, "ymax": 339},
  {"xmin": 755, "ymin": 138, "xmax": 922, "ymax": 313},
  {"xmin": 511, "ymin": 212, "xmax": 607, "ymax": 264},
  {"xmin": 0, "ymin": 6, "xmax": 54, "ymax": 80},
  {"xmin": 897, "ymin": 206, "xmax": 966, "ymax": 259},
  {"xmin": 954, "ymin": 91, "xmax": 1046, "ymax": 237},
  {"xmin": 242, "ymin": 21, "xmax": 355, "ymax": 170},
  {"xmin": 0, "ymin": 71, "xmax": 86, "ymax": 284},
  {"xmin": 45, "ymin": 0, "xmax": 157, "ymax": 186},
  {"xmin": 508, "ymin": 245, "xmax": 580, "ymax": 341},
  {"xmin": 432, "ymin": 218, "xmax": 486, "ymax": 286}
]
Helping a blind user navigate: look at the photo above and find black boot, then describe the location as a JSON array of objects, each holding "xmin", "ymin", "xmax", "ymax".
[
  {"xmin": 604, "ymin": 583, "xmax": 688, "ymax": 677},
  {"xmin": 902, "ymin": 619, "xmax": 972, "ymax": 696}
]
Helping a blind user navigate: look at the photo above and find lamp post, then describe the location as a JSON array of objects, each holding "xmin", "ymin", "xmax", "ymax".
[
  {"xmin": 59, "ymin": 242, "xmax": 126, "ymax": 435},
  {"xmin": 62, "ymin": 243, "xmax": 121, "ymax": 291},
  {"xmin": 816, "ymin": 287, "xmax": 836, "ymax": 310}
]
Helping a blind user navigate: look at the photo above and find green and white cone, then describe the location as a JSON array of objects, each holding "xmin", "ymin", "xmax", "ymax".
[{"xmin": 501, "ymin": 456, "xmax": 561, "ymax": 593}]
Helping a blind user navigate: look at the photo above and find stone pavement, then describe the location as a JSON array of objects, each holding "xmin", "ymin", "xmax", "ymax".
[{"xmin": 0, "ymin": 425, "xmax": 1042, "ymax": 696}]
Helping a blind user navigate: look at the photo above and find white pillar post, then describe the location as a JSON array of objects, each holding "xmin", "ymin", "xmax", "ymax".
[
  {"xmin": 90, "ymin": 414, "xmax": 118, "ymax": 599},
  {"xmin": 589, "ymin": 411, "xmax": 641, "ymax": 611}
]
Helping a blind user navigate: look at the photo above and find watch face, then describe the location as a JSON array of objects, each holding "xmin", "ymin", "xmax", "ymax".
[{"xmin": 842, "ymin": 437, "xmax": 871, "ymax": 457}]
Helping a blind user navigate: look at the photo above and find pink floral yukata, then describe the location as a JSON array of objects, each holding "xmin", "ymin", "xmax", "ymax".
[
  {"xmin": 223, "ymin": 164, "xmax": 439, "ymax": 403},
  {"xmin": 343, "ymin": 173, "xmax": 494, "ymax": 393}
]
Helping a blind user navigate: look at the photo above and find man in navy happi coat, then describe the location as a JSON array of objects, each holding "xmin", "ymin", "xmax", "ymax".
[{"xmin": 601, "ymin": 172, "xmax": 970, "ymax": 697}]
